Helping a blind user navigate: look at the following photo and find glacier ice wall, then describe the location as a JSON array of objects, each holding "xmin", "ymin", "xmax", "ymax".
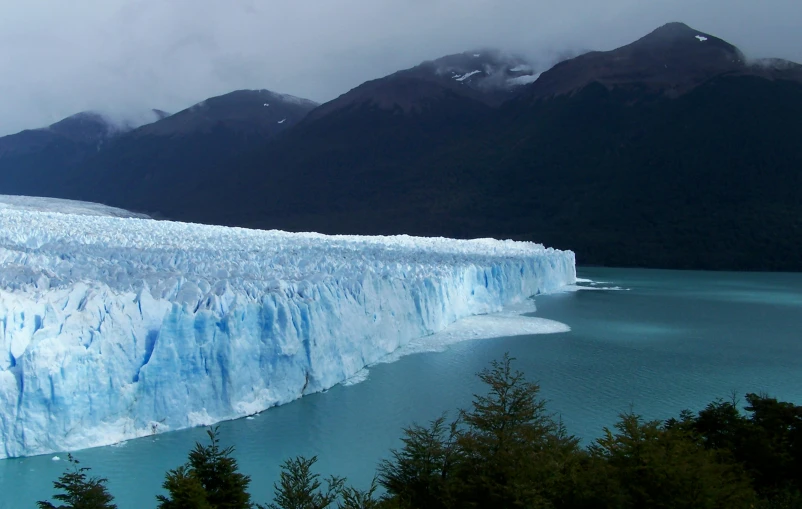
[{"xmin": 0, "ymin": 207, "xmax": 575, "ymax": 458}]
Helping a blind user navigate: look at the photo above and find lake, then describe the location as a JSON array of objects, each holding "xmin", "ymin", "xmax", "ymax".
[{"xmin": 2, "ymin": 267, "xmax": 801, "ymax": 508}]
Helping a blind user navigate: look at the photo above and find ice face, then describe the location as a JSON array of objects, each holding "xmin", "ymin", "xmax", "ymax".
[{"xmin": 0, "ymin": 206, "xmax": 575, "ymax": 458}]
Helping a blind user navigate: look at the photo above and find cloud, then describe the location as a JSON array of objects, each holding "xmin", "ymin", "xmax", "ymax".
[{"xmin": 0, "ymin": 0, "xmax": 800, "ymax": 135}]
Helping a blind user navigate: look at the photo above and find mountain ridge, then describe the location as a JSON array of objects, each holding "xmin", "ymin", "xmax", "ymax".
[
  {"xmin": 0, "ymin": 89, "xmax": 318, "ymax": 204},
  {"xmin": 2, "ymin": 22, "xmax": 802, "ymax": 270},
  {"xmin": 522, "ymin": 22, "xmax": 802, "ymax": 101},
  {"xmin": 305, "ymin": 50, "xmax": 538, "ymax": 121}
]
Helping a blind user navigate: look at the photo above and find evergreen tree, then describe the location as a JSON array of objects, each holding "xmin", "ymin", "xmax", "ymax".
[
  {"xmin": 673, "ymin": 393, "xmax": 802, "ymax": 505},
  {"xmin": 157, "ymin": 426, "xmax": 252, "ymax": 509},
  {"xmin": 590, "ymin": 413, "xmax": 756, "ymax": 509},
  {"xmin": 379, "ymin": 354, "xmax": 580, "ymax": 509},
  {"xmin": 378, "ymin": 415, "xmax": 460, "ymax": 509},
  {"xmin": 455, "ymin": 353, "xmax": 580, "ymax": 508},
  {"xmin": 263, "ymin": 456, "xmax": 344, "ymax": 509},
  {"xmin": 338, "ymin": 478, "xmax": 381, "ymax": 509},
  {"xmin": 37, "ymin": 454, "xmax": 117, "ymax": 509},
  {"xmin": 156, "ymin": 465, "xmax": 212, "ymax": 509}
]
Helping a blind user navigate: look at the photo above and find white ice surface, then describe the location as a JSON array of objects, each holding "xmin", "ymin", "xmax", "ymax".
[
  {"xmin": 341, "ymin": 300, "xmax": 569, "ymax": 388},
  {"xmin": 0, "ymin": 195, "xmax": 149, "ymax": 219},
  {"xmin": 375, "ymin": 301, "xmax": 569, "ymax": 365},
  {"xmin": 696, "ymin": 35, "xmax": 708, "ymax": 42},
  {"xmin": 0, "ymin": 204, "xmax": 574, "ymax": 458},
  {"xmin": 562, "ymin": 279, "xmax": 629, "ymax": 292}
]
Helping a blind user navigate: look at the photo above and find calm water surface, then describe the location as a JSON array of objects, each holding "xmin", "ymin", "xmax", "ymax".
[{"xmin": 2, "ymin": 267, "xmax": 801, "ymax": 508}]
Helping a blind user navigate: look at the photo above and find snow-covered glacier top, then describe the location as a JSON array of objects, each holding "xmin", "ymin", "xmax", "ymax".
[
  {"xmin": 0, "ymin": 194, "xmax": 149, "ymax": 219},
  {"xmin": 0, "ymin": 205, "xmax": 575, "ymax": 458}
]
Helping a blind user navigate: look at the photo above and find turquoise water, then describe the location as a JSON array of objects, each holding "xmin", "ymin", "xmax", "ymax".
[{"xmin": 2, "ymin": 267, "xmax": 801, "ymax": 508}]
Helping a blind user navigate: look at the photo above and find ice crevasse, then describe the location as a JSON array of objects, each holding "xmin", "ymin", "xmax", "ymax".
[{"xmin": 0, "ymin": 205, "xmax": 575, "ymax": 458}]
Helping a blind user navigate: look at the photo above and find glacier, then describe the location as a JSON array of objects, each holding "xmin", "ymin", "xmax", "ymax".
[
  {"xmin": 0, "ymin": 194, "xmax": 150, "ymax": 219},
  {"xmin": 0, "ymin": 203, "xmax": 575, "ymax": 459}
]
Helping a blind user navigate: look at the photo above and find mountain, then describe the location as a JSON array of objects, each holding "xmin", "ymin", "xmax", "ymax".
[
  {"xmin": 525, "ymin": 22, "xmax": 802, "ymax": 100},
  {"xmin": 307, "ymin": 50, "xmax": 538, "ymax": 120},
  {"xmin": 124, "ymin": 52, "xmax": 539, "ymax": 224},
  {"xmin": 0, "ymin": 110, "xmax": 167, "ymax": 197},
  {"xmin": 132, "ymin": 89, "xmax": 316, "ymax": 136},
  {"xmin": 203, "ymin": 23, "xmax": 802, "ymax": 270},
  {"xmin": 60, "ymin": 89, "xmax": 318, "ymax": 215},
  {"xmin": 2, "ymin": 23, "xmax": 801, "ymax": 270}
]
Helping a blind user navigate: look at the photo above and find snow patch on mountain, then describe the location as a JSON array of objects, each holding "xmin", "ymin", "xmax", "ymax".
[
  {"xmin": 455, "ymin": 70, "xmax": 483, "ymax": 82},
  {"xmin": 266, "ymin": 90, "xmax": 319, "ymax": 108},
  {"xmin": 508, "ymin": 73, "xmax": 542, "ymax": 86}
]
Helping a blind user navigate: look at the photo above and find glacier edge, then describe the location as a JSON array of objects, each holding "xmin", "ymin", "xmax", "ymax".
[{"xmin": 0, "ymin": 208, "xmax": 575, "ymax": 458}]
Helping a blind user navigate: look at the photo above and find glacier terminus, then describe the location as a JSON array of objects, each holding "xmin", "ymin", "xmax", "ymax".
[{"xmin": 0, "ymin": 200, "xmax": 575, "ymax": 459}]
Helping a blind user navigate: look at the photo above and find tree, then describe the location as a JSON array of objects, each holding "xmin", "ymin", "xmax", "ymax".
[
  {"xmin": 37, "ymin": 454, "xmax": 117, "ymax": 509},
  {"xmin": 455, "ymin": 353, "xmax": 580, "ymax": 508},
  {"xmin": 670, "ymin": 393, "xmax": 802, "ymax": 504},
  {"xmin": 263, "ymin": 455, "xmax": 344, "ymax": 509},
  {"xmin": 156, "ymin": 465, "xmax": 212, "ymax": 509},
  {"xmin": 379, "ymin": 354, "xmax": 580, "ymax": 509},
  {"xmin": 378, "ymin": 415, "xmax": 460, "ymax": 509},
  {"xmin": 157, "ymin": 426, "xmax": 252, "ymax": 509},
  {"xmin": 338, "ymin": 478, "xmax": 382, "ymax": 509},
  {"xmin": 590, "ymin": 413, "xmax": 756, "ymax": 509},
  {"xmin": 742, "ymin": 393, "xmax": 802, "ymax": 499}
]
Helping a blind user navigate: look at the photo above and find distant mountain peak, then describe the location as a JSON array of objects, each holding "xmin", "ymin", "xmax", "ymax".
[
  {"xmin": 307, "ymin": 49, "xmax": 538, "ymax": 121},
  {"xmin": 47, "ymin": 111, "xmax": 116, "ymax": 140},
  {"xmin": 51, "ymin": 111, "xmax": 106, "ymax": 125},
  {"xmin": 46, "ymin": 109, "xmax": 170, "ymax": 141},
  {"xmin": 152, "ymin": 109, "xmax": 171, "ymax": 121},
  {"xmin": 134, "ymin": 89, "xmax": 319, "ymax": 137},
  {"xmin": 649, "ymin": 21, "xmax": 700, "ymax": 37},
  {"xmin": 523, "ymin": 22, "xmax": 755, "ymax": 101},
  {"xmin": 195, "ymin": 89, "xmax": 319, "ymax": 111},
  {"xmin": 628, "ymin": 22, "xmax": 738, "ymax": 54},
  {"xmin": 421, "ymin": 49, "xmax": 539, "ymax": 91},
  {"xmin": 0, "ymin": 108, "xmax": 168, "ymax": 161}
]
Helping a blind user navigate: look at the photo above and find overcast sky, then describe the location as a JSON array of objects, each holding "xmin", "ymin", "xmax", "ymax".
[{"xmin": 0, "ymin": 0, "xmax": 800, "ymax": 136}]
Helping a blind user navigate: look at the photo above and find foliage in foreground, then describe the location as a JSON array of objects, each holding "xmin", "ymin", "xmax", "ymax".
[
  {"xmin": 37, "ymin": 454, "xmax": 117, "ymax": 509},
  {"xmin": 156, "ymin": 427, "xmax": 252, "ymax": 509},
  {"xmin": 39, "ymin": 354, "xmax": 802, "ymax": 508}
]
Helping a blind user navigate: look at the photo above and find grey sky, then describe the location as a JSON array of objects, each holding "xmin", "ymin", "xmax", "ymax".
[{"xmin": 1, "ymin": 0, "xmax": 800, "ymax": 136}]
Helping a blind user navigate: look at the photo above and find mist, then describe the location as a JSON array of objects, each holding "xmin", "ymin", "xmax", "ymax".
[{"xmin": 1, "ymin": 0, "xmax": 800, "ymax": 136}]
